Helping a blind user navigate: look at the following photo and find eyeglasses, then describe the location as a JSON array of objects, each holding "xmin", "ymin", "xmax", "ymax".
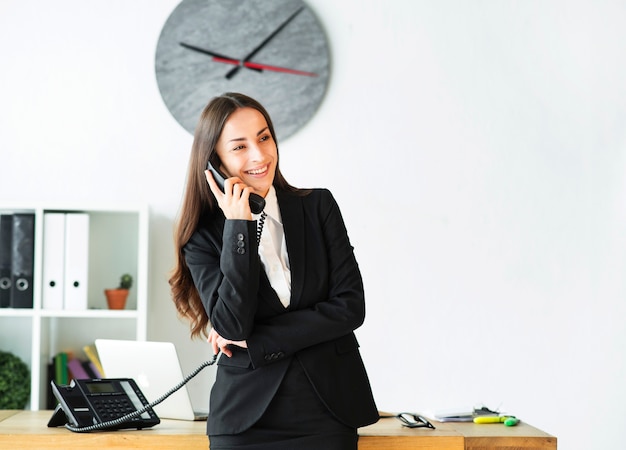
[{"xmin": 393, "ymin": 413, "xmax": 436, "ymax": 429}]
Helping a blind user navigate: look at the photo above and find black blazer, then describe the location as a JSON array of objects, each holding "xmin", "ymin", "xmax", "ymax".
[{"xmin": 184, "ymin": 188, "xmax": 378, "ymax": 435}]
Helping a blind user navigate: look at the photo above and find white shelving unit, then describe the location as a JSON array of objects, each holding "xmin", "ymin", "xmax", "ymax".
[{"xmin": 0, "ymin": 204, "xmax": 149, "ymax": 410}]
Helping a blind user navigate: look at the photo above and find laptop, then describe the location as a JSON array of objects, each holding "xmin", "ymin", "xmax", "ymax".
[{"xmin": 94, "ymin": 339, "xmax": 208, "ymax": 421}]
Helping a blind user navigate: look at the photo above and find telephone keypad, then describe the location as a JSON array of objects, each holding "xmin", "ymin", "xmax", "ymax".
[{"xmin": 91, "ymin": 395, "xmax": 137, "ymax": 420}]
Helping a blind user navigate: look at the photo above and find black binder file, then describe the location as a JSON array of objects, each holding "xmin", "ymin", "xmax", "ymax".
[
  {"xmin": 10, "ymin": 213, "xmax": 35, "ymax": 308},
  {"xmin": 0, "ymin": 214, "xmax": 13, "ymax": 308}
]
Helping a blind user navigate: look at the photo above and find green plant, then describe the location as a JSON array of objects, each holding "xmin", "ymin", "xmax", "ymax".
[
  {"xmin": 0, "ymin": 351, "xmax": 30, "ymax": 409},
  {"xmin": 118, "ymin": 273, "xmax": 133, "ymax": 290}
]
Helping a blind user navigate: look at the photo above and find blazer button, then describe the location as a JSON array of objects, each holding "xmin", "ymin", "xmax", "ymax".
[{"xmin": 236, "ymin": 233, "xmax": 245, "ymax": 255}]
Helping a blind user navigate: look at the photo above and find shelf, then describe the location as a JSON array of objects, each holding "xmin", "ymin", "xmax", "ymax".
[
  {"xmin": 0, "ymin": 204, "xmax": 149, "ymax": 410},
  {"xmin": 0, "ymin": 308, "xmax": 34, "ymax": 317},
  {"xmin": 0, "ymin": 308, "xmax": 139, "ymax": 319},
  {"xmin": 40, "ymin": 309, "xmax": 140, "ymax": 319}
]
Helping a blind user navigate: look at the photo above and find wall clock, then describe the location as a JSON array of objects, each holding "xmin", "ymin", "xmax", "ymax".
[{"xmin": 155, "ymin": 0, "xmax": 330, "ymax": 141}]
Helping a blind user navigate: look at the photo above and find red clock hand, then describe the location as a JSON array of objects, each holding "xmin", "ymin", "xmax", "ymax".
[
  {"xmin": 180, "ymin": 42, "xmax": 316, "ymax": 77},
  {"xmin": 212, "ymin": 57, "xmax": 317, "ymax": 77}
]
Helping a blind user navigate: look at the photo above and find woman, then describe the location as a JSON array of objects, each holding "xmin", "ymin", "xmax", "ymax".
[{"xmin": 170, "ymin": 93, "xmax": 378, "ymax": 449}]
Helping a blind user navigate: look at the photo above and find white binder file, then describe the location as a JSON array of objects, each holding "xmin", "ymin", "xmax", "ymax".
[
  {"xmin": 42, "ymin": 213, "xmax": 66, "ymax": 310},
  {"xmin": 64, "ymin": 213, "xmax": 90, "ymax": 310}
]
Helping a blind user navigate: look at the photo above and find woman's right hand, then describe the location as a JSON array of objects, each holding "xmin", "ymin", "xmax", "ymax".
[
  {"xmin": 208, "ymin": 327, "xmax": 247, "ymax": 358},
  {"xmin": 205, "ymin": 170, "xmax": 253, "ymax": 221}
]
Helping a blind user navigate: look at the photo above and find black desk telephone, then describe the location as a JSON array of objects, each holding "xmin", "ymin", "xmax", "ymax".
[
  {"xmin": 48, "ymin": 354, "xmax": 217, "ymax": 432},
  {"xmin": 48, "ymin": 378, "xmax": 160, "ymax": 431}
]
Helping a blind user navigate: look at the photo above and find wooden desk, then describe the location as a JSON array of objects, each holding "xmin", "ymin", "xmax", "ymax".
[
  {"xmin": 361, "ymin": 417, "xmax": 556, "ymax": 450},
  {"xmin": 0, "ymin": 411, "xmax": 556, "ymax": 449},
  {"xmin": 439, "ymin": 420, "xmax": 557, "ymax": 450}
]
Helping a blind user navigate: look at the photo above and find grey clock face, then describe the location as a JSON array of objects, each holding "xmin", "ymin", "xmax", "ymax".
[{"xmin": 155, "ymin": 0, "xmax": 330, "ymax": 141}]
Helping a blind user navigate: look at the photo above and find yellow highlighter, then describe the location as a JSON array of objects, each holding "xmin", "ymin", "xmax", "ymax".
[{"xmin": 474, "ymin": 416, "xmax": 519, "ymax": 426}]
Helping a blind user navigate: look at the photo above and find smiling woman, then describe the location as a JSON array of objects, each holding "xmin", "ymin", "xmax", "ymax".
[
  {"xmin": 169, "ymin": 93, "xmax": 378, "ymax": 449},
  {"xmin": 155, "ymin": 0, "xmax": 330, "ymax": 140}
]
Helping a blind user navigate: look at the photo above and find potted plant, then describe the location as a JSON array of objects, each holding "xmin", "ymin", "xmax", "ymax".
[
  {"xmin": 0, "ymin": 351, "xmax": 30, "ymax": 409},
  {"xmin": 104, "ymin": 273, "xmax": 133, "ymax": 310}
]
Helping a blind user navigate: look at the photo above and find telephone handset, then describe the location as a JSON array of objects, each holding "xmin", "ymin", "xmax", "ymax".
[
  {"xmin": 48, "ymin": 378, "xmax": 160, "ymax": 431},
  {"xmin": 207, "ymin": 161, "xmax": 266, "ymax": 214}
]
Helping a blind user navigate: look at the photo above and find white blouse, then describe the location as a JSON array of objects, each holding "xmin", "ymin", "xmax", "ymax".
[{"xmin": 253, "ymin": 186, "xmax": 291, "ymax": 308}]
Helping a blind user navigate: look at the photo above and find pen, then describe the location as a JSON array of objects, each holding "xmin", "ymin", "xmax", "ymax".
[{"xmin": 473, "ymin": 416, "xmax": 519, "ymax": 426}]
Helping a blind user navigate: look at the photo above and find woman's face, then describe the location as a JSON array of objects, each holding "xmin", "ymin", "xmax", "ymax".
[{"xmin": 214, "ymin": 107, "xmax": 278, "ymax": 198}]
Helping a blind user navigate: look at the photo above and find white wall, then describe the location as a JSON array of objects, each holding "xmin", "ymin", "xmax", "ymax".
[{"xmin": 1, "ymin": 1, "xmax": 625, "ymax": 448}]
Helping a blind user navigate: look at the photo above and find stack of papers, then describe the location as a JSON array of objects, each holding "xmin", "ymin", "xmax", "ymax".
[{"xmin": 424, "ymin": 406, "xmax": 500, "ymax": 422}]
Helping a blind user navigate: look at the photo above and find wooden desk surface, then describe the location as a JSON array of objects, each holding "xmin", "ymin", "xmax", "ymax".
[
  {"xmin": 0, "ymin": 411, "xmax": 556, "ymax": 450},
  {"xmin": 435, "ymin": 420, "xmax": 556, "ymax": 450}
]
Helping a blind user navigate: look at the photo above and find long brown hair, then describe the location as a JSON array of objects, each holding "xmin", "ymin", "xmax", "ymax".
[{"xmin": 169, "ymin": 92, "xmax": 303, "ymax": 339}]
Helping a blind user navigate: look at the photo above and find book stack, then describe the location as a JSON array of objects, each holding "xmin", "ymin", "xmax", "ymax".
[
  {"xmin": 0, "ymin": 213, "xmax": 35, "ymax": 308},
  {"xmin": 47, "ymin": 343, "xmax": 105, "ymax": 409}
]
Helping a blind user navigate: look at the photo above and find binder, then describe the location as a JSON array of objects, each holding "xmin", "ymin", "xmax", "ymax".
[
  {"xmin": 83, "ymin": 344, "xmax": 105, "ymax": 377},
  {"xmin": 42, "ymin": 213, "xmax": 66, "ymax": 310},
  {"xmin": 10, "ymin": 213, "xmax": 35, "ymax": 308},
  {"xmin": 67, "ymin": 358, "xmax": 90, "ymax": 380},
  {"xmin": 0, "ymin": 214, "xmax": 12, "ymax": 308},
  {"xmin": 63, "ymin": 213, "xmax": 89, "ymax": 310},
  {"xmin": 54, "ymin": 352, "xmax": 69, "ymax": 385},
  {"xmin": 81, "ymin": 360, "xmax": 101, "ymax": 379},
  {"xmin": 46, "ymin": 360, "xmax": 57, "ymax": 409}
]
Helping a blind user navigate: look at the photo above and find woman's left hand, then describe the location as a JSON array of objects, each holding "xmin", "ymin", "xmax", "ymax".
[{"xmin": 208, "ymin": 327, "xmax": 247, "ymax": 358}]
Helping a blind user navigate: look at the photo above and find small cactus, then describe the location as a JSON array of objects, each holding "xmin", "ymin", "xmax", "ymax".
[{"xmin": 119, "ymin": 273, "xmax": 133, "ymax": 290}]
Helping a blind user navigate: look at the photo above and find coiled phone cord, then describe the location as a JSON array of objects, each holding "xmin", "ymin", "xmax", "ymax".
[
  {"xmin": 256, "ymin": 210, "xmax": 266, "ymax": 245},
  {"xmin": 65, "ymin": 353, "xmax": 219, "ymax": 433}
]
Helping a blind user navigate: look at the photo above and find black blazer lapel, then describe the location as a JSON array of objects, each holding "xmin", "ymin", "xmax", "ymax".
[
  {"xmin": 277, "ymin": 190, "xmax": 305, "ymax": 310},
  {"xmin": 255, "ymin": 267, "xmax": 283, "ymax": 314}
]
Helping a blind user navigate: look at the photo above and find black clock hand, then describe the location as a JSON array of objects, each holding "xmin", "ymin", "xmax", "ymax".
[
  {"xmin": 179, "ymin": 42, "xmax": 263, "ymax": 73},
  {"xmin": 225, "ymin": 6, "xmax": 305, "ymax": 79},
  {"xmin": 180, "ymin": 42, "xmax": 231, "ymax": 60}
]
